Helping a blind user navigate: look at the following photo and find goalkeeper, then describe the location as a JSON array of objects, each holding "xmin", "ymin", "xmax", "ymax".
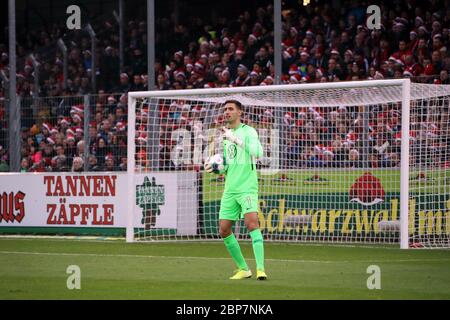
[{"xmin": 205, "ymin": 100, "xmax": 267, "ymax": 280}]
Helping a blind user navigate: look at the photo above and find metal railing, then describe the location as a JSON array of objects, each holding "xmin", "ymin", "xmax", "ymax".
[{"xmin": 14, "ymin": 93, "xmax": 126, "ymax": 173}]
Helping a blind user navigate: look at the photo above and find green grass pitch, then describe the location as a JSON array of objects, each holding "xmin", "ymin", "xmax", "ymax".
[{"xmin": 0, "ymin": 238, "xmax": 449, "ymax": 299}]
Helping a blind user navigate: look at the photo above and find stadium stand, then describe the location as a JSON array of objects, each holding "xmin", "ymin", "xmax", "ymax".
[{"xmin": 0, "ymin": 0, "xmax": 448, "ymax": 172}]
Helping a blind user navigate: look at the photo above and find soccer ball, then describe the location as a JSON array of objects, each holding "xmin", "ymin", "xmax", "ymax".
[{"xmin": 206, "ymin": 154, "xmax": 224, "ymax": 174}]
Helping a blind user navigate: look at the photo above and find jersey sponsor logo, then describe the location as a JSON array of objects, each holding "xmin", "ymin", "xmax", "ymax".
[{"xmin": 227, "ymin": 144, "xmax": 238, "ymax": 159}]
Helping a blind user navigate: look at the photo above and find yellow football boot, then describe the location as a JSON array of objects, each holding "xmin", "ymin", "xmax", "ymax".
[
  {"xmin": 229, "ymin": 269, "xmax": 252, "ymax": 280},
  {"xmin": 256, "ymin": 269, "xmax": 267, "ymax": 280}
]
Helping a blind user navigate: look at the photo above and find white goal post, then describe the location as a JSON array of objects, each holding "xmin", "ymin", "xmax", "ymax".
[{"xmin": 127, "ymin": 79, "xmax": 450, "ymax": 249}]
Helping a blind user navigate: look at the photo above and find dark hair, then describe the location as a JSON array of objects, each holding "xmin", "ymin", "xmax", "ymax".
[{"xmin": 223, "ymin": 99, "xmax": 243, "ymax": 111}]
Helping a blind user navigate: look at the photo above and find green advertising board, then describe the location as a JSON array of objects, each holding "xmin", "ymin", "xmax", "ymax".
[{"xmin": 202, "ymin": 169, "xmax": 450, "ymax": 241}]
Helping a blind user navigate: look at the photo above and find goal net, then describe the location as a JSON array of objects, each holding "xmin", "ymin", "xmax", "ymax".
[{"xmin": 127, "ymin": 79, "xmax": 450, "ymax": 249}]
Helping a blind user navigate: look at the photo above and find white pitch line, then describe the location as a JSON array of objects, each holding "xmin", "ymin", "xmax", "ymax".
[
  {"xmin": 0, "ymin": 250, "xmax": 448, "ymax": 264},
  {"xmin": 0, "ymin": 236, "xmax": 402, "ymax": 250},
  {"xmin": 0, "ymin": 250, "xmax": 335, "ymax": 263}
]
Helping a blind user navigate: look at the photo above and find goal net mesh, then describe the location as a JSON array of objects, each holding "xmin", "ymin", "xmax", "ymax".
[{"xmin": 130, "ymin": 82, "xmax": 450, "ymax": 248}]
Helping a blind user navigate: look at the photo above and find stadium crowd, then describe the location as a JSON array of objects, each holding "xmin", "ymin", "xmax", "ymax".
[{"xmin": 0, "ymin": 0, "xmax": 449, "ymax": 172}]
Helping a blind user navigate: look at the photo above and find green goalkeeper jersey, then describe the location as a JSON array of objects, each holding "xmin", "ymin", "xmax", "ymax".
[{"xmin": 222, "ymin": 123, "xmax": 263, "ymax": 194}]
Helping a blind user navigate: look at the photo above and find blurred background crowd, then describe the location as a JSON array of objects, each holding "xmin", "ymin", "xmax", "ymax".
[{"xmin": 0, "ymin": 0, "xmax": 448, "ymax": 172}]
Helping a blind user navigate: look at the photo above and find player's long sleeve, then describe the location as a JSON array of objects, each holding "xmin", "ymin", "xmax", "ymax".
[{"xmin": 242, "ymin": 128, "xmax": 263, "ymax": 158}]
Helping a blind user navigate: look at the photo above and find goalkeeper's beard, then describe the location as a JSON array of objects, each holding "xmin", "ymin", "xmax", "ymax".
[{"xmin": 225, "ymin": 117, "xmax": 240, "ymax": 129}]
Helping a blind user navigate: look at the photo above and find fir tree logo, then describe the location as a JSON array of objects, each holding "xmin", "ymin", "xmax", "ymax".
[{"xmin": 136, "ymin": 176, "xmax": 165, "ymax": 229}]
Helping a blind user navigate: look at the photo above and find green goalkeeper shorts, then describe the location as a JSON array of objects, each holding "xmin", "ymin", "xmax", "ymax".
[{"xmin": 219, "ymin": 192, "xmax": 259, "ymax": 221}]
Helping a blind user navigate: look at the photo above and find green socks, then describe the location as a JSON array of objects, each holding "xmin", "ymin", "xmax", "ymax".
[
  {"xmin": 223, "ymin": 233, "xmax": 248, "ymax": 271},
  {"xmin": 249, "ymin": 229, "xmax": 265, "ymax": 271},
  {"xmin": 223, "ymin": 230, "xmax": 265, "ymax": 272}
]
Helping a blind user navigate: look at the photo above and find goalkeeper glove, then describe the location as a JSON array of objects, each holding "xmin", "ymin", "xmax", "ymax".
[{"xmin": 222, "ymin": 127, "xmax": 243, "ymax": 146}]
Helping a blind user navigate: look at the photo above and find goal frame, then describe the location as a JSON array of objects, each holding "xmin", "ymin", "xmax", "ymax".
[{"xmin": 127, "ymin": 79, "xmax": 411, "ymax": 248}]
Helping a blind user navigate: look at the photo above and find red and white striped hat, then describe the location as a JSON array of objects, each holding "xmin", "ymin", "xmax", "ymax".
[
  {"xmin": 331, "ymin": 48, "xmax": 340, "ymax": 55},
  {"xmin": 61, "ymin": 117, "xmax": 71, "ymax": 126},
  {"xmin": 42, "ymin": 122, "xmax": 51, "ymax": 132},
  {"xmin": 191, "ymin": 105, "xmax": 202, "ymax": 113},
  {"xmin": 323, "ymin": 146, "xmax": 334, "ymax": 156},
  {"xmin": 194, "ymin": 60, "xmax": 205, "ymax": 70},
  {"xmin": 72, "ymin": 113, "xmax": 83, "ymax": 122},
  {"xmin": 137, "ymin": 133, "xmax": 147, "ymax": 143},
  {"xmin": 284, "ymin": 112, "xmax": 294, "ymax": 119},
  {"xmin": 71, "ymin": 104, "xmax": 84, "ymax": 113},
  {"xmin": 290, "ymin": 73, "xmax": 302, "ymax": 83},
  {"xmin": 115, "ymin": 121, "xmax": 126, "ymax": 131}
]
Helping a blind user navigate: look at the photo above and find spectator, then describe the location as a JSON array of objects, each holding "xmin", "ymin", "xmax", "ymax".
[
  {"xmin": 347, "ymin": 149, "xmax": 361, "ymax": 168},
  {"xmin": 87, "ymin": 154, "xmax": 101, "ymax": 171},
  {"xmin": 102, "ymin": 154, "xmax": 118, "ymax": 171},
  {"xmin": 94, "ymin": 137, "xmax": 110, "ymax": 167},
  {"xmin": 156, "ymin": 73, "xmax": 170, "ymax": 90},
  {"xmin": 130, "ymin": 74, "xmax": 145, "ymax": 91},
  {"xmin": 71, "ymin": 157, "xmax": 84, "ymax": 172},
  {"xmin": 53, "ymin": 155, "xmax": 70, "ymax": 172},
  {"xmin": 100, "ymin": 46, "xmax": 120, "ymax": 92},
  {"xmin": 119, "ymin": 155, "xmax": 127, "ymax": 171},
  {"xmin": 437, "ymin": 69, "xmax": 449, "ymax": 84},
  {"xmin": 0, "ymin": 159, "xmax": 9, "ymax": 172},
  {"xmin": 20, "ymin": 158, "xmax": 30, "ymax": 172},
  {"xmin": 231, "ymin": 64, "xmax": 251, "ymax": 86},
  {"xmin": 326, "ymin": 58, "xmax": 344, "ymax": 81},
  {"xmin": 115, "ymin": 73, "xmax": 131, "ymax": 93}
]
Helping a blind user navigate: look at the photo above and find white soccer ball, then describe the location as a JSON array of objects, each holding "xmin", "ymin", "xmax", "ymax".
[{"xmin": 206, "ymin": 154, "xmax": 224, "ymax": 174}]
